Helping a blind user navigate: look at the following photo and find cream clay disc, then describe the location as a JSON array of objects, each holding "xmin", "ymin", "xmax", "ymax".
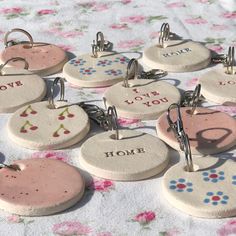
[
  {"xmin": 63, "ymin": 52, "xmax": 129, "ymax": 87},
  {"xmin": 0, "ymin": 67, "xmax": 46, "ymax": 113},
  {"xmin": 0, "ymin": 43, "xmax": 68, "ymax": 76},
  {"xmin": 80, "ymin": 129, "xmax": 169, "ymax": 181},
  {"xmin": 143, "ymin": 40, "xmax": 211, "ymax": 72},
  {"xmin": 163, "ymin": 157, "xmax": 236, "ymax": 218},
  {"xmin": 104, "ymin": 80, "xmax": 181, "ymax": 120},
  {"xmin": 156, "ymin": 107, "xmax": 236, "ymax": 155},
  {"xmin": 0, "ymin": 158, "xmax": 84, "ymax": 216},
  {"xmin": 8, "ymin": 101, "xmax": 90, "ymax": 150},
  {"xmin": 199, "ymin": 67, "xmax": 236, "ymax": 104}
]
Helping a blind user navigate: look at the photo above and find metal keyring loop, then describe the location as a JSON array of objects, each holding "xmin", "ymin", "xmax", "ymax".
[
  {"xmin": 92, "ymin": 31, "xmax": 108, "ymax": 58},
  {"xmin": 107, "ymin": 106, "xmax": 119, "ymax": 140},
  {"xmin": 123, "ymin": 58, "xmax": 139, "ymax": 88},
  {"xmin": 181, "ymin": 133, "xmax": 194, "ymax": 172},
  {"xmin": 0, "ymin": 57, "xmax": 29, "ymax": 75},
  {"xmin": 158, "ymin": 23, "xmax": 170, "ymax": 47},
  {"xmin": 48, "ymin": 77, "xmax": 66, "ymax": 109},
  {"xmin": 4, "ymin": 28, "xmax": 34, "ymax": 48},
  {"xmin": 226, "ymin": 46, "xmax": 235, "ymax": 75}
]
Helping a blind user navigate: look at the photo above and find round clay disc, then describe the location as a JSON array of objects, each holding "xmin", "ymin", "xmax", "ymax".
[
  {"xmin": 0, "ymin": 67, "xmax": 46, "ymax": 113},
  {"xmin": 80, "ymin": 129, "xmax": 169, "ymax": 181},
  {"xmin": 63, "ymin": 52, "xmax": 129, "ymax": 87},
  {"xmin": 104, "ymin": 80, "xmax": 181, "ymax": 120},
  {"xmin": 143, "ymin": 40, "xmax": 211, "ymax": 72},
  {"xmin": 0, "ymin": 43, "xmax": 68, "ymax": 76},
  {"xmin": 8, "ymin": 101, "xmax": 90, "ymax": 150},
  {"xmin": 163, "ymin": 156, "xmax": 236, "ymax": 218},
  {"xmin": 199, "ymin": 67, "xmax": 236, "ymax": 104},
  {"xmin": 0, "ymin": 158, "xmax": 84, "ymax": 216},
  {"xmin": 156, "ymin": 107, "xmax": 236, "ymax": 155}
]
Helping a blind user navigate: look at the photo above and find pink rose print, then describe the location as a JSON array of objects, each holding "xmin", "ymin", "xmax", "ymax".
[
  {"xmin": 211, "ymin": 106, "xmax": 236, "ymax": 116},
  {"xmin": 87, "ymin": 179, "xmax": 114, "ymax": 192},
  {"xmin": 110, "ymin": 23, "xmax": 129, "ymax": 30},
  {"xmin": 185, "ymin": 77, "xmax": 199, "ymax": 88},
  {"xmin": 197, "ymin": 0, "xmax": 213, "ymax": 3},
  {"xmin": 210, "ymin": 24, "xmax": 228, "ymax": 31},
  {"xmin": 221, "ymin": 12, "xmax": 236, "ymax": 19},
  {"xmin": 149, "ymin": 31, "xmax": 160, "ymax": 39},
  {"xmin": 93, "ymin": 3, "xmax": 109, "ymax": 11},
  {"xmin": 133, "ymin": 211, "xmax": 156, "ymax": 225},
  {"xmin": 118, "ymin": 118, "xmax": 144, "ymax": 128},
  {"xmin": 37, "ymin": 9, "xmax": 57, "ymax": 15},
  {"xmin": 7, "ymin": 215, "xmax": 23, "ymax": 223},
  {"xmin": 121, "ymin": 0, "xmax": 132, "ymax": 4},
  {"xmin": 47, "ymin": 28, "xmax": 83, "ymax": 38},
  {"xmin": 117, "ymin": 39, "xmax": 144, "ymax": 50},
  {"xmin": 120, "ymin": 15, "xmax": 146, "ymax": 24},
  {"xmin": 207, "ymin": 44, "xmax": 224, "ymax": 53},
  {"xmin": 217, "ymin": 219, "xmax": 236, "ymax": 236},
  {"xmin": 57, "ymin": 44, "xmax": 75, "ymax": 52},
  {"xmin": 97, "ymin": 232, "xmax": 112, "ymax": 236},
  {"xmin": 185, "ymin": 17, "xmax": 208, "ymax": 24},
  {"xmin": 52, "ymin": 221, "xmax": 91, "ymax": 235},
  {"xmin": 166, "ymin": 2, "xmax": 186, "ymax": 8},
  {"xmin": 31, "ymin": 151, "xmax": 69, "ymax": 162},
  {"xmin": 0, "ymin": 7, "xmax": 23, "ymax": 14},
  {"xmin": 159, "ymin": 228, "xmax": 181, "ymax": 236}
]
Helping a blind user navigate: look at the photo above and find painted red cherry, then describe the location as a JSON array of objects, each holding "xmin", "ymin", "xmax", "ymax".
[
  {"xmin": 58, "ymin": 115, "xmax": 65, "ymax": 120},
  {"xmin": 30, "ymin": 111, "xmax": 37, "ymax": 115},
  {"xmin": 20, "ymin": 129, "xmax": 27, "ymax": 133},
  {"xmin": 67, "ymin": 114, "xmax": 74, "ymax": 118},
  {"xmin": 20, "ymin": 113, "xmax": 28, "ymax": 117},
  {"xmin": 64, "ymin": 130, "xmax": 70, "ymax": 134},
  {"xmin": 53, "ymin": 133, "xmax": 59, "ymax": 137},
  {"xmin": 30, "ymin": 126, "xmax": 38, "ymax": 131}
]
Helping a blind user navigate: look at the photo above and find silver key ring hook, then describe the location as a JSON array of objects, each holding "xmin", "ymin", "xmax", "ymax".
[
  {"xmin": 139, "ymin": 69, "xmax": 168, "ymax": 80},
  {"xmin": 181, "ymin": 133, "xmax": 194, "ymax": 172},
  {"xmin": 4, "ymin": 28, "xmax": 34, "ymax": 48},
  {"xmin": 123, "ymin": 58, "xmax": 139, "ymax": 88},
  {"xmin": 48, "ymin": 77, "xmax": 66, "ymax": 109},
  {"xmin": 107, "ymin": 106, "xmax": 119, "ymax": 140},
  {"xmin": 226, "ymin": 46, "xmax": 235, "ymax": 75},
  {"xmin": 0, "ymin": 57, "xmax": 29, "ymax": 75},
  {"xmin": 159, "ymin": 23, "xmax": 170, "ymax": 47}
]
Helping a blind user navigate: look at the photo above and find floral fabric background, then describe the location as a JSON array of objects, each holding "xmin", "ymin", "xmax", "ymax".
[{"xmin": 0, "ymin": 0, "xmax": 235, "ymax": 235}]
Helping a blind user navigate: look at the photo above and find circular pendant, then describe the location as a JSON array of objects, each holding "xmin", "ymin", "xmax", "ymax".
[
  {"xmin": 0, "ymin": 67, "xmax": 46, "ymax": 113},
  {"xmin": 156, "ymin": 107, "xmax": 236, "ymax": 155},
  {"xmin": 0, "ymin": 43, "xmax": 67, "ymax": 77},
  {"xmin": 63, "ymin": 52, "xmax": 129, "ymax": 87},
  {"xmin": 163, "ymin": 157, "xmax": 236, "ymax": 218},
  {"xmin": 104, "ymin": 80, "xmax": 181, "ymax": 120},
  {"xmin": 143, "ymin": 40, "xmax": 211, "ymax": 72},
  {"xmin": 0, "ymin": 158, "xmax": 84, "ymax": 216},
  {"xmin": 80, "ymin": 130, "xmax": 169, "ymax": 181},
  {"xmin": 199, "ymin": 67, "xmax": 236, "ymax": 104},
  {"xmin": 8, "ymin": 101, "xmax": 90, "ymax": 150}
]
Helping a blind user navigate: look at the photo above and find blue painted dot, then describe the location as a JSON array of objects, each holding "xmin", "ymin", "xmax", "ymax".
[
  {"xmin": 202, "ymin": 172, "xmax": 208, "ymax": 176},
  {"xmin": 219, "ymin": 171, "xmax": 224, "ymax": 175},
  {"xmin": 187, "ymin": 183, "xmax": 192, "ymax": 186},
  {"xmin": 217, "ymin": 191, "xmax": 223, "ymax": 195},
  {"xmin": 207, "ymin": 192, "xmax": 213, "ymax": 196},
  {"xmin": 169, "ymin": 185, "xmax": 176, "ymax": 189},
  {"xmin": 221, "ymin": 201, "xmax": 227, "ymax": 204},
  {"xmin": 170, "ymin": 180, "xmax": 176, "ymax": 184},
  {"xmin": 212, "ymin": 179, "xmax": 218, "ymax": 183},
  {"xmin": 179, "ymin": 178, "xmax": 185, "ymax": 183},
  {"xmin": 204, "ymin": 177, "xmax": 210, "ymax": 181},
  {"xmin": 211, "ymin": 169, "xmax": 216, "ymax": 173},
  {"xmin": 187, "ymin": 188, "xmax": 193, "ymax": 192},
  {"xmin": 223, "ymin": 196, "xmax": 229, "ymax": 200},
  {"xmin": 177, "ymin": 189, "xmax": 183, "ymax": 192},
  {"xmin": 233, "ymin": 176, "xmax": 236, "ymax": 180},
  {"xmin": 204, "ymin": 199, "xmax": 210, "ymax": 203},
  {"xmin": 219, "ymin": 176, "xmax": 225, "ymax": 180},
  {"xmin": 212, "ymin": 202, "xmax": 218, "ymax": 205}
]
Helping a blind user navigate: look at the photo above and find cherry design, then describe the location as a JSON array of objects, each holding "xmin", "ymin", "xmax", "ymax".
[
  {"xmin": 20, "ymin": 105, "xmax": 37, "ymax": 117},
  {"xmin": 20, "ymin": 121, "xmax": 38, "ymax": 133},
  {"xmin": 58, "ymin": 108, "xmax": 75, "ymax": 120},
  {"xmin": 53, "ymin": 124, "xmax": 70, "ymax": 138}
]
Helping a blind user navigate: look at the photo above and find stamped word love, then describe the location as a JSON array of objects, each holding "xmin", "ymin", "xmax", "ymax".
[{"xmin": 0, "ymin": 80, "xmax": 23, "ymax": 91}]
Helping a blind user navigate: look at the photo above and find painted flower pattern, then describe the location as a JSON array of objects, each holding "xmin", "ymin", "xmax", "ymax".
[
  {"xmin": 217, "ymin": 220, "xmax": 236, "ymax": 236},
  {"xmin": 69, "ymin": 58, "xmax": 86, "ymax": 66},
  {"xmin": 114, "ymin": 56, "xmax": 129, "ymax": 64},
  {"xmin": 202, "ymin": 169, "xmax": 225, "ymax": 183},
  {"xmin": 31, "ymin": 151, "xmax": 69, "ymax": 162},
  {"xmin": 133, "ymin": 211, "xmax": 156, "ymax": 225},
  {"xmin": 105, "ymin": 69, "xmax": 122, "ymax": 76},
  {"xmin": 79, "ymin": 67, "xmax": 96, "ymax": 75},
  {"xmin": 87, "ymin": 179, "xmax": 114, "ymax": 192},
  {"xmin": 204, "ymin": 191, "xmax": 229, "ymax": 205},
  {"xmin": 97, "ymin": 59, "xmax": 113, "ymax": 67},
  {"xmin": 169, "ymin": 178, "xmax": 193, "ymax": 192}
]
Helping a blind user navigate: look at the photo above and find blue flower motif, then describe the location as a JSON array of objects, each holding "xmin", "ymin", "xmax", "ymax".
[
  {"xmin": 104, "ymin": 69, "xmax": 122, "ymax": 76},
  {"xmin": 114, "ymin": 56, "xmax": 129, "ymax": 64},
  {"xmin": 202, "ymin": 169, "xmax": 225, "ymax": 183},
  {"xmin": 69, "ymin": 58, "xmax": 86, "ymax": 66},
  {"xmin": 97, "ymin": 59, "xmax": 112, "ymax": 67},
  {"xmin": 79, "ymin": 67, "xmax": 96, "ymax": 75},
  {"xmin": 169, "ymin": 178, "xmax": 193, "ymax": 192},
  {"xmin": 204, "ymin": 191, "xmax": 229, "ymax": 205},
  {"xmin": 232, "ymin": 175, "xmax": 236, "ymax": 185}
]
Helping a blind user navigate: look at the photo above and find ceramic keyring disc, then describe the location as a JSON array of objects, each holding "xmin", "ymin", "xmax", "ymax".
[
  {"xmin": 156, "ymin": 107, "xmax": 236, "ymax": 155},
  {"xmin": 104, "ymin": 79, "xmax": 181, "ymax": 120},
  {"xmin": 163, "ymin": 156, "xmax": 236, "ymax": 218},
  {"xmin": 0, "ymin": 29, "xmax": 68, "ymax": 77},
  {"xmin": 199, "ymin": 65, "xmax": 236, "ymax": 104},
  {"xmin": 0, "ymin": 158, "xmax": 84, "ymax": 216},
  {"xmin": 143, "ymin": 23, "xmax": 211, "ymax": 72},
  {"xmin": 8, "ymin": 101, "xmax": 90, "ymax": 150},
  {"xmin": 0, "ymin": 58, "xmax": 46, "ymax": 113},
  {"xmin": 80, "ymin": 129, "xmax": 169, "ymax": 181}
]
